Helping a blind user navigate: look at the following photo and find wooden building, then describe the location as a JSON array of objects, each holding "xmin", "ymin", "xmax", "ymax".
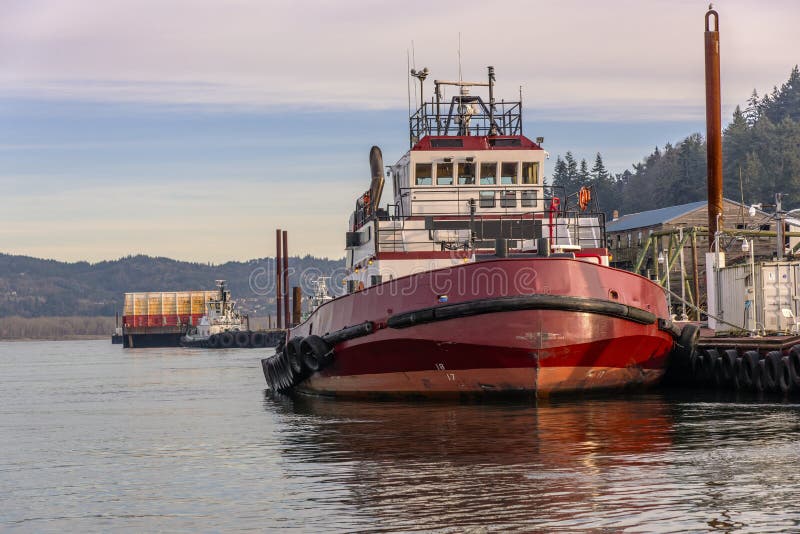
[{"xmin": 606, "ymin": 198, "xmax": 791, "ymax": 315}]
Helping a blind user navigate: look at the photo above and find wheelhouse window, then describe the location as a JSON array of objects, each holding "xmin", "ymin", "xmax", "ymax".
[
  {"xmin": 521, "ymin": 189, "xmax": 538, "ymax": 207},
  {"xmin": 501, "ymin": 190, "xmax": 516, "ymax": 208},
  {"xmin": 415, "ymin": 163, "xmax": 432, "ymax": 185},
  {"xmin": 501, "ymin": 162, "xmax": 518, "ymax": 184},
  {"xmin": 479, "ymin": 191, "xmax": 495, "ymax": 208},
  {"xmin": 522, "ymin": 162, "xmax": 539, "ymax": 184},
  {"xmin": 480, "ymin": 162, "xmax": 497, "ymax": 185},
  {"xmin": 458, "ymin": 162, "xmax": 475, "ymax": 185},
  {"xmin": 436, "ymin": 162, "xmax": 453, "ymax": 185}
]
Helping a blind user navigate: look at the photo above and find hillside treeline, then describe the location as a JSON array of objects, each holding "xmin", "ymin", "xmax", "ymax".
[
  {"xmin": 551, "ymin": 66, "xmax": 800, "ymax": 217},
  {"xmin": 0, "ymin": 316, "xmax": 115, "ymax": 340},
  {"xmin": 0, "ymin": 254, "xmax": 344, "ymax": 318}
]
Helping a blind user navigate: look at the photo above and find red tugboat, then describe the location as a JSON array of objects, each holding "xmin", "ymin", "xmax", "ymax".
[{"xmin": 262, "ymin": 67, "xmax": 694, "ymax": 398}]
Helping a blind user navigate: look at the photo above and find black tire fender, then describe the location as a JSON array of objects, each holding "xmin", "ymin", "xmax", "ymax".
[
  {"xmin": 788, "ymin": 345, "xmax": 800, "ymax": 387},
  {"xmin": 251, "ymin": 332, "xmax": 265, "ymax": 347},
  {"xmin": 779, "ymin": 356, "xmax": 793, "ymax": 394},
  {"xmin": 275, "ymin": 351, "xmax": 294, "ymax": 391},
  {"xmin": 676, "ymin": 324, "xmax": 700, "ymax": 358},
  {"xmin": 740, "ymin": 351, "xmax": 760, "ymax": 390},
  {"xmin": 286, "ymin": 337, "xmax": 305, "ymax": 376},
  {"xmin": 220, "ymin": 332, "xmax": 234, "ymax": 348},
  {"xmin": 712, "ymin": 353, "xmax": 725, "ymax": 388},
  {"xmin": 722, "ymin": 349, "xmax": 738, "ymax": 385},
  {"xmin": 235, "ymin": 331, "xmax": 250, "ymax": 348},
  {"xmin": 764, "ymin": 351, "xmax": 782, "ymax": 392},
  {"xmin": 300, "ymin": 335, "xmax": 333, "ymax": 373},
  {"xmin": 207, "ymin": 334, "xmax": 220, "ymax": 349}
]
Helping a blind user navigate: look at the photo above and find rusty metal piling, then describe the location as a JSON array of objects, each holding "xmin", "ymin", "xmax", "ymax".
[{"xmin": 705, "ymin": 8, "xmax": 723, "ymax": 250}]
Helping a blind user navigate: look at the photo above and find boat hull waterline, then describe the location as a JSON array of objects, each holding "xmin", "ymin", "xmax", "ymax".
[{"xmin": 263, "ymin": 258, "xmax": 676, "ymax": 398}]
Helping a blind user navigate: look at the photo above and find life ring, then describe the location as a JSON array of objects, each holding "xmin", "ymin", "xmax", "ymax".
[
  {"xmin": 220, "ymin": 332, "xmax": 235, "ymax": 348},
  {"xmin": 235, "ymin": 331, "xmax": 250, "ymax": 348},
  {"xmin": 578, "ymin": 186, "xmax": 591, "ymax": 211}
]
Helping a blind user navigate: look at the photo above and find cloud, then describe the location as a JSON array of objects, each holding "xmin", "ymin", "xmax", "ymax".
[{"xmin": 1, "ymin": 0, "xmax": 798, "ymax": 119}]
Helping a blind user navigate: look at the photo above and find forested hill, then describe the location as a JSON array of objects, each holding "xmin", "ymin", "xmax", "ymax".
[
  {"xmin": 0, "ymin": 253, "xmax": 344, "ymax": 318},
  {"xmin": 551, "ymin": 66, "xmax": 800, "ymax": 217}
]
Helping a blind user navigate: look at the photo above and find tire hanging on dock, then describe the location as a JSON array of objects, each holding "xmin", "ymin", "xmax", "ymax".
[
  {"xmin": 721, "ymin": 349, "xmax": 737, "ymax": 386},
  {"xmin": 779, "ymin": 356, "xmax": 792, "ymax": 394},
  {"xmin": 666, "ymin": 324, "xmax": 700, "ymax": 385},
  {"xmin": 706, "ymin": 349, "xmax": 723, "ymax": 387},
  {"xmin": 788, "ymin": 346, "xmax": 800, "ymax": 388},
  {"xmin": 763, "ymin": 351, "xmax": 783, "ymax": 392},
  {"xmin": 739, "ymin": 352, "xmax": 758, "ymax": 392}
]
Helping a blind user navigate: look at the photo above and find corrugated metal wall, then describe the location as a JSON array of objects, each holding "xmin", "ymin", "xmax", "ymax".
[{"xmin": 716, "ymin": 262, "xmax": 800, "ymax": 334}]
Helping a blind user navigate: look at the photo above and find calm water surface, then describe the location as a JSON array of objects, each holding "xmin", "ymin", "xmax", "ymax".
[{"xmin": 3, "ymin": 340, "xmax": 800, "ymax": 532}]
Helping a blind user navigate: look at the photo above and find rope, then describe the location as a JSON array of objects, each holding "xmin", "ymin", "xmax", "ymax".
[{"xmin": 664, "ymin": 287, "xmax": 759, "ymax": 333}]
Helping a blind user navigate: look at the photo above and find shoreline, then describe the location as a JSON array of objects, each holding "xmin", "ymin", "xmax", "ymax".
[{"xmin": 0, "ymin": 335, "xmax": 110, "ymax": 342}]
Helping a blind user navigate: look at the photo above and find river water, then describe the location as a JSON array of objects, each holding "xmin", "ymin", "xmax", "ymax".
[{"xmin": 3, "ymin": 340, "xmax": 800, "ymax": 532}]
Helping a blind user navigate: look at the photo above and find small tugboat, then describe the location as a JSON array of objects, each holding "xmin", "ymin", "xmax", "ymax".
[
  {"xmin": 302, "ymin": 277, "xmax": 334, "ymax": 321},
  {"xmin": 181, "ymin": 280, "xmax": 256, "ymax": 348},
  {"xmin": 261, "ymin": 67, "xmax": 696, "ymax": 398}
]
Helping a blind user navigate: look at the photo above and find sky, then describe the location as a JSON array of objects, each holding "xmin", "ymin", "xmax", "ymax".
[{"xmin": 1, "ymin": 0, "xmax": 799, "ymax": 262}]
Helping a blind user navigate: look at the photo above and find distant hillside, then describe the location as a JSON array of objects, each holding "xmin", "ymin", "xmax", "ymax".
[{"xmin": 0, "ymin": 253, "xmax": 345, "ymax": 318}]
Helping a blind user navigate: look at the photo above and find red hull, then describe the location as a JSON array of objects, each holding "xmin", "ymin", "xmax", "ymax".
[{"xmin": 289, "ymin": 258, "xmax": 674, "ymax": 398}]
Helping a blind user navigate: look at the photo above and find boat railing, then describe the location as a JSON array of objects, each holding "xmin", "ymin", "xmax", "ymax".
[
  {"xmin": 409, "ymin": 100, "xmax": 522, "ymax": 143},
  {"xmin": 376, "ymin": 209, "xmax": 606, "ymax": 253},
  {"xmin": 381, "ymin": 185, "xmax": 568, "ymax": 220}
]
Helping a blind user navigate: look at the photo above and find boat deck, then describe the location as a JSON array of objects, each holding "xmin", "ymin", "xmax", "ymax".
[{"xmin": 696, "ymin": 325, "xmax": 800, "ymax": 352}]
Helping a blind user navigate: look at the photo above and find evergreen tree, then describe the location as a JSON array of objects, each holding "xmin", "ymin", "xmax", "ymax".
[
  {"xmin": 564, "ymin": 151, "xmax": 578, "ymax": 188},
  {"xmin": 744, "ymin": 89, "xmax": 761, "ymax": 126},
  {"xmin": 554, "ymin": 67, "xmax": 800, "ymax": 216},
  {"xmin": 723, "ymin": 105, "xmax": 751, "ymax": 200},
  {"xmin": 551, "ymin": 155, "xmax": 568, "ymax": 190},
  {"xmin": 579, "ymin": 158, "xmax": 590, "ymax": 186},
  {"xmin": 591, "ymin": 153, "xmax": 609, "ymax": 181}
]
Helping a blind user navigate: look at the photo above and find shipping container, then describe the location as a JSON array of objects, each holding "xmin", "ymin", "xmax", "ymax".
[
  {"xmin": 122, "ymin": 290, "xmax": 217, "ymax": 329},
  {"xmin": 715, "ymin": 261, "xmax": 800, "ymax": 334}
]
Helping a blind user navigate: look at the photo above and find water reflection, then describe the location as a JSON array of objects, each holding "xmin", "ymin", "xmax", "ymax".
[{"xmin": 264, "ymin": 393, "xmax": 681, "ymax": 531}]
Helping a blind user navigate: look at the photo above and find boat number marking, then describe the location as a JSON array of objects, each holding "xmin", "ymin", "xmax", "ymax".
[{"xmin": 436, "ymin": 363, "xmax": 455, "ymax": 381}]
